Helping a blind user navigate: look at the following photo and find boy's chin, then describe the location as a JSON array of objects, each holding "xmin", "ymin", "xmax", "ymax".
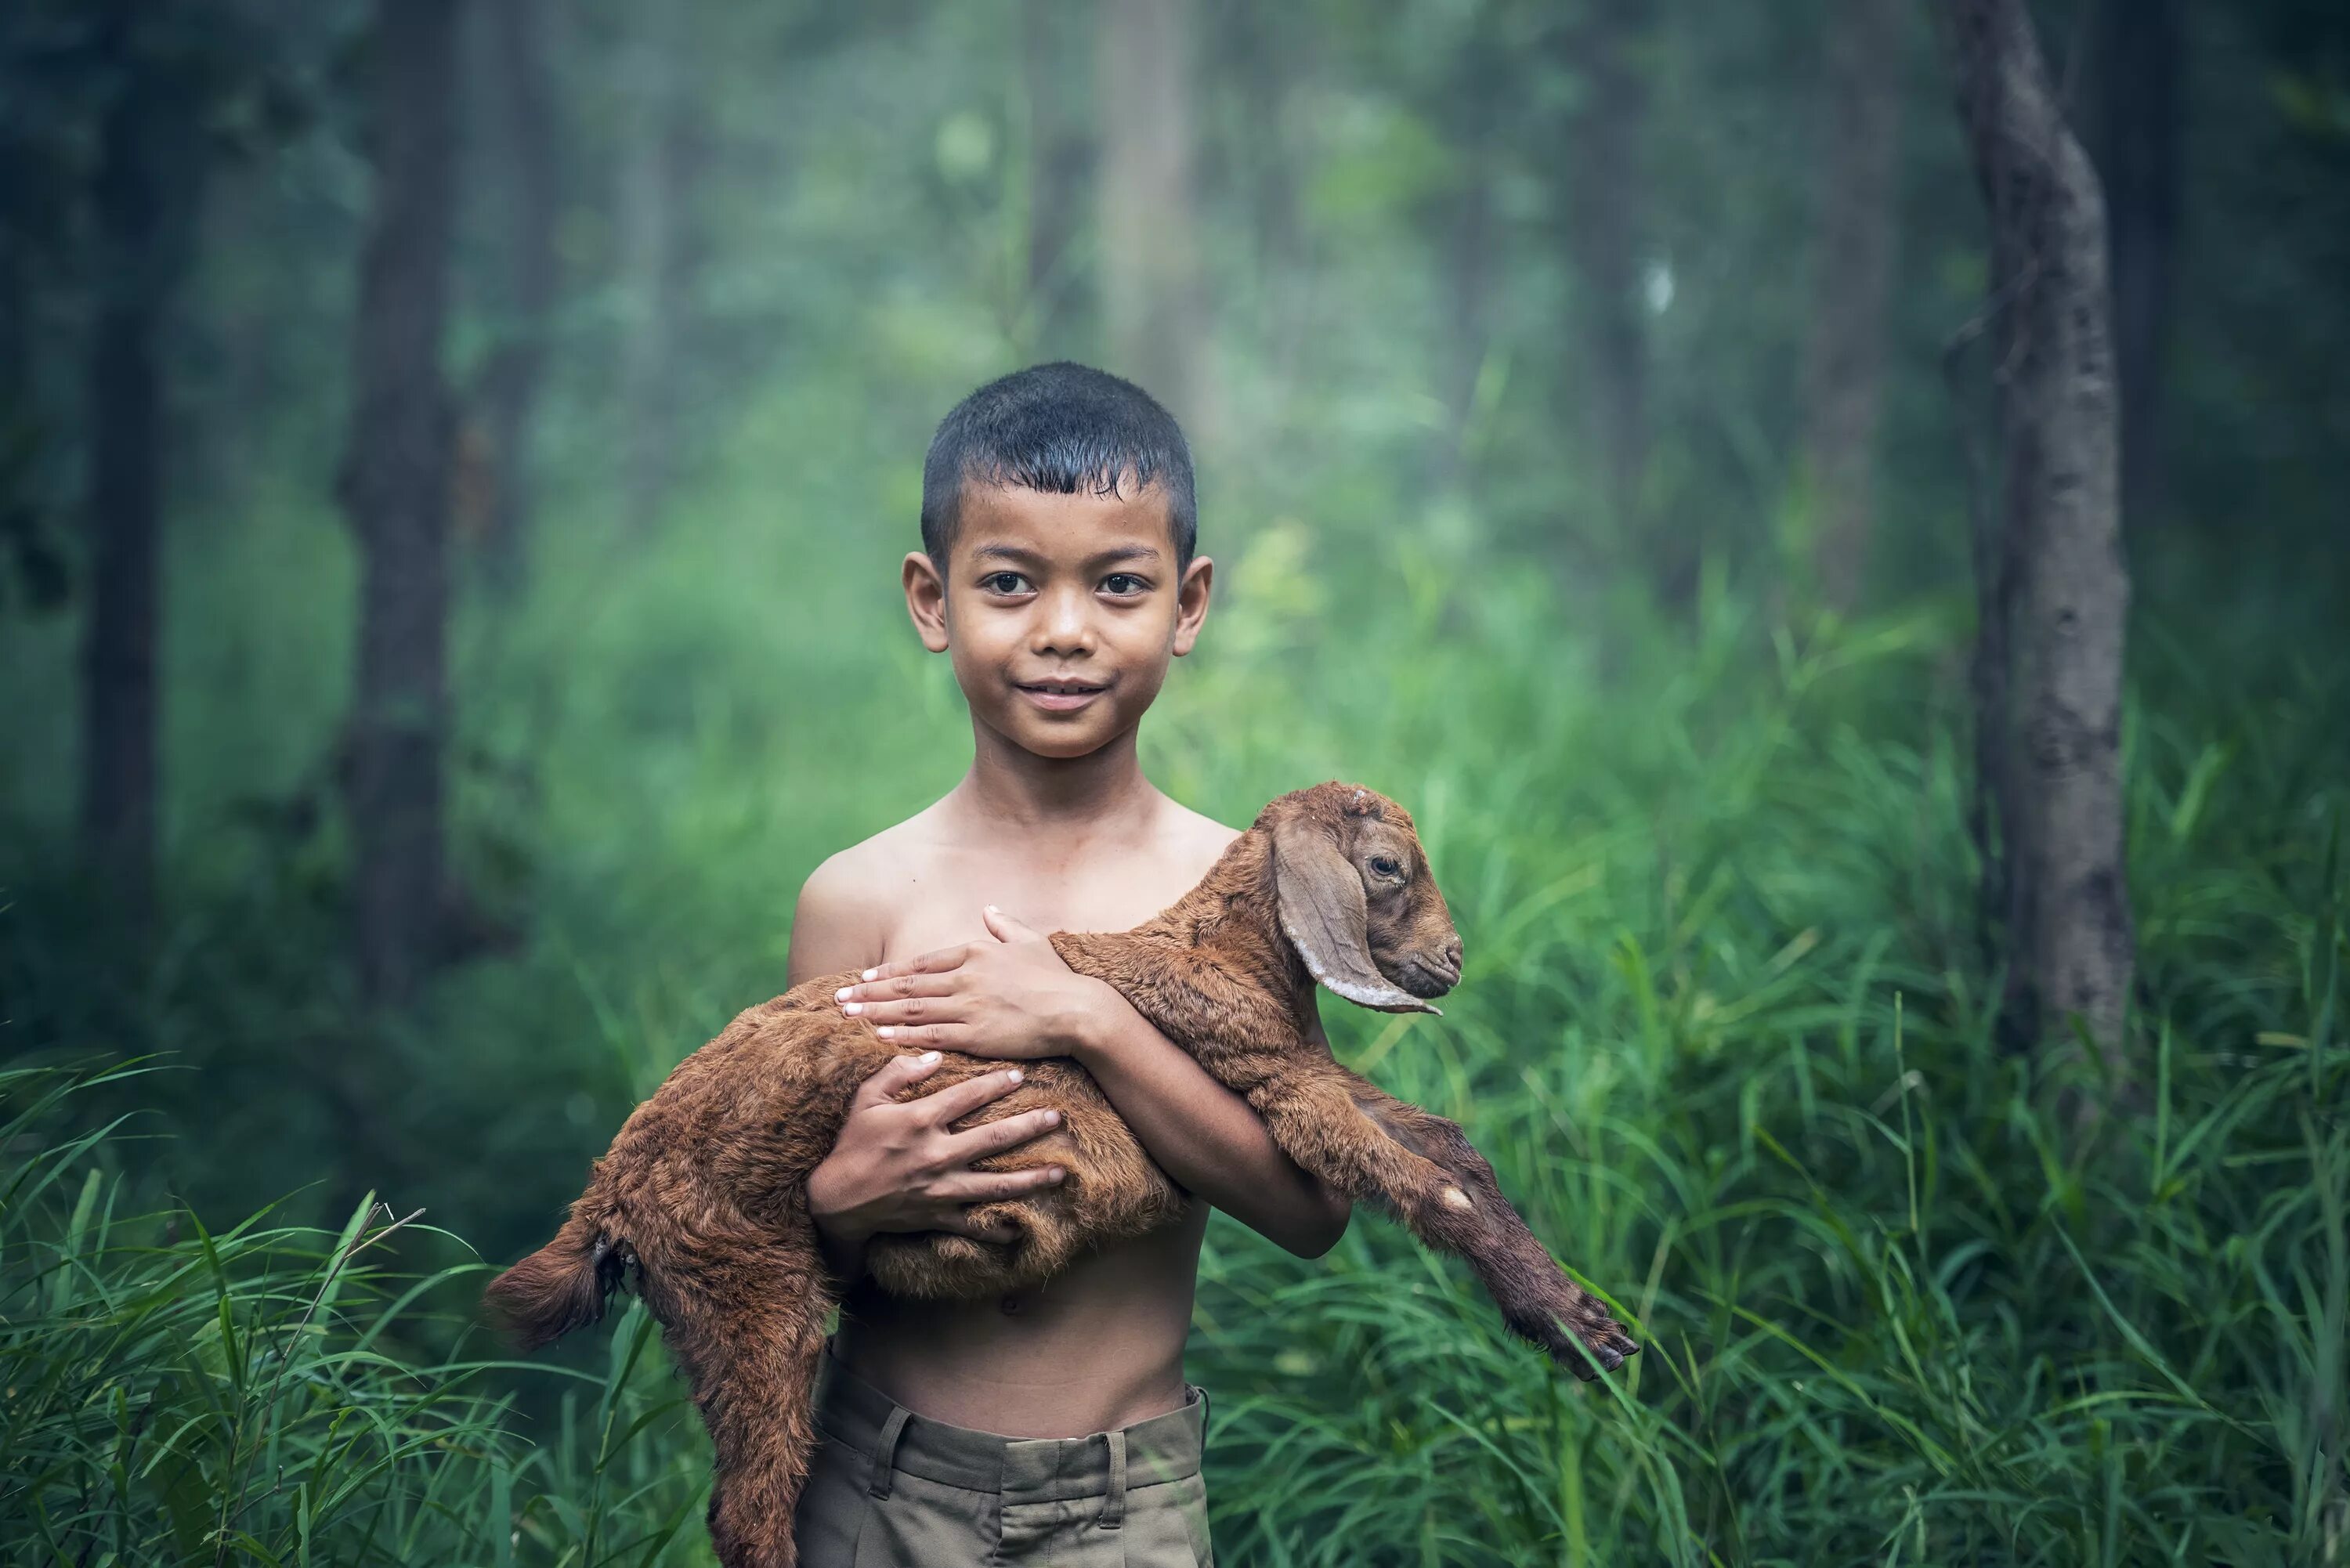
[{"xmin": 986, "ymin": 708, "xmax": 1125, "ymax": 760}]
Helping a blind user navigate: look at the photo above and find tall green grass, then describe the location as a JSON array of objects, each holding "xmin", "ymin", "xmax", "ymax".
[
  {"xmin": 0, "ymin": 1061, "xmax": 712, "ymax": 1565},
  {"xmin": 4, "ymin": 465, "xmax": 2344, "ymax": 1563}
]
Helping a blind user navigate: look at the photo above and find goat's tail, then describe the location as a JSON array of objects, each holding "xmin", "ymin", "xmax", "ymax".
[{"xmin": 483, "ymin": 1204, "xmax": 630, "ymax": 1352}]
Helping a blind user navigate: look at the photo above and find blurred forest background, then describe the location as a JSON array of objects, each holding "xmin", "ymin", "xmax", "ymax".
[{"xmin": 2, "ymin": 0, "xmax": 2346, "ymax": 1563}]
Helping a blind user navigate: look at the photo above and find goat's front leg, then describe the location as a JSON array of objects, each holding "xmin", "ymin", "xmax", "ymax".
[
  {"xmin": 1343, "ymin": 1077, "xmax": 1638, "ymax": 1377},
  {"xmin": 1248, "ymin": 1060, "xmax": 1638, "ymax": 1378}
]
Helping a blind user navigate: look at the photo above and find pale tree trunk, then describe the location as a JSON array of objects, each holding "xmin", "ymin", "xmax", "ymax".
[
  {"xmin": 1437, "ymin": 28, "xmax": 1507, "ymax": 485},
  {"xmin": 1224, "ymin": 0, "xmax": 1307, "ymax": 381},
  {"xmin": 1940, "ymin": 0, "xmax": 2136, "ymax": 1075},
  {"xmin": 1020, "ymin": 0, "xmax": 1092, "ymax": 357},
  {"xmin": 2095, "ymin": 0, "xmax": 2180, "ymax": 536},
  {"xmin": 79, "ymin": 8, "xmax": 204, "ymax": 929},
  {"xmin": 1559, "ymin": 0, "xmax": 1657, "ymax": 594},
  {"xmin": 475, "ymin": 0, "xmax": 559, "ymax": 595},
  {"xmin": 1799, "ymin": 0, "xmax": 1903, "ymax": 614},
  {"xmin": 616, "ymin": 1, "xmax": 691, "ymax": 534},
  {"xmin": 339, "ymin": 0, "xmax": 464, "ymax": 1006},
  {"xmin": 1096, "ymin": 0, "xmax": 1212, "ymax": 436}
]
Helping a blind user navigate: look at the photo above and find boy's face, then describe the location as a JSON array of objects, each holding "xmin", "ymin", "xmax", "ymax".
[{"xmin": 902, "ymin": 476, "xmax": 1212, "ymax": 761}]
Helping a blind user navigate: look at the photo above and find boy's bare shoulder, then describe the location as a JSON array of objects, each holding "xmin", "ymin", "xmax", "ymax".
[
  {"xmin": 786, "ymin": 803, "xmax": 954, "ymax": 985},
  {"xmin": 1158, "ymin": 796, "xmax": 1244, "ymax": 877}
]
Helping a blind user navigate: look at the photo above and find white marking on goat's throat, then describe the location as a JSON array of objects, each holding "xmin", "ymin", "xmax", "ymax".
[{"xmin": 1441, "ymin": 1187, "xmax": 1473, "ymax": 1210}]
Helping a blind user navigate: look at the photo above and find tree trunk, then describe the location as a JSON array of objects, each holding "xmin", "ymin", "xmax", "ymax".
[
  {"xmin": 1096, "ymin": 0, "xmax": 1211, "ymax": 436},
  {"xmin": 475, "ymin": 0, "xmax": 558, "ymax": 595},
  {"xmin": 2095, "ymin": 0, "xmax": 2180, "ymax": 537},
  {"xmin": 1940, "ymin": 0, "xmax": 2136, "ymax": 1075},
  {"xmin": 1020, "ymin": 0, "xmax": 1093, "ymax": 358},
  {"xmin": 1799, "ymin": 0, "xmax": 1903, "ymax": 614},
  {"xmin": 616, "ymin": 2, "xmax": 691, "ymax": 535},
  {"xmin": 79, "ymin": 12, "xmax": 204, "ymax": 928},
  {"xmin": 339, "ymin": 0, "xmax": 464, "ymax": 1006},
  {"xmin": 1437, "ymin": 27, "xmax": 1508, "ymax": 486},
  {"xmin": 1559, "ymin": 0, "xmax": 1657, "ymax": 594}
]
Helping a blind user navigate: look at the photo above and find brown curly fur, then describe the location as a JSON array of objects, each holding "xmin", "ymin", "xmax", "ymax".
[{"xmin": 483, "ymin": 781, "xmax": 1638, "ymax": 1568}]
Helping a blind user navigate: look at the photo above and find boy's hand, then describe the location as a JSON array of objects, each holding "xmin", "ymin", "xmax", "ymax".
[
  {"xmin": 832, "ymin": 905, "xmax": 1126, "ymax": 1060},
  {"xmin": 807, "ymin": 1051, "xmax": 1068, "ymax": 1262}
]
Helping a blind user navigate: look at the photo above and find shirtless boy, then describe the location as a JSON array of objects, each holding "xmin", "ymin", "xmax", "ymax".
[{"xmin": 783, "ymin": 363, "xmax": 1350, "ymax": 1563}]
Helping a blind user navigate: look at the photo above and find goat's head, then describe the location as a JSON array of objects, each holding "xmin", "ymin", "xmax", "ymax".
[{"xmin": 1260, "ymin": 782, "xmax": 1463, "ymax": 1015}]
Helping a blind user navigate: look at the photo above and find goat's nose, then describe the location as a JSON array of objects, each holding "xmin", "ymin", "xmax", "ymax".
[{"xmin": 1440, "ymin": 935, "xmax": 1464, "ymax": 975}]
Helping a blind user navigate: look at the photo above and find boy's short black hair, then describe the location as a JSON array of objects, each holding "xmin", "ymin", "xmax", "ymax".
[{"xmin": 920, "ymin": 362, "xmax": 1197, "ymax": 572}]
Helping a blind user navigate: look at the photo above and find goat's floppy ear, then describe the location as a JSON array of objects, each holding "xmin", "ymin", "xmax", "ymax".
[{"xmin": 1271, "ymin": 814, "xmax": 1441, "ymax": 1015}]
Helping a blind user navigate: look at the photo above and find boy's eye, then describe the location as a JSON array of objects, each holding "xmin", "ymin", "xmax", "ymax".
[
  {"xmin": 1101, "ymin": 573, "xmax": 1148, "ymax": 596},
  {"xmin": 979, "ymin": 572, "xmax": 1032, "ymax": 594}
]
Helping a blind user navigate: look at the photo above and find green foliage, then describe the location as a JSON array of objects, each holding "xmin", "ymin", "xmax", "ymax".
[
  {"xmin": 0, "ymin": 1060, "xmax": 710, "ymax": 1566},
  {"xmin": 5, "ymin": 506, "xmax": 2344, "ymax": 1561}
]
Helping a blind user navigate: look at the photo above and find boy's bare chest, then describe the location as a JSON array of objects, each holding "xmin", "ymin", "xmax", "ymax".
[{"xmin": 872, "ymin": 847, "xmax": 1213, "ymax": 966}]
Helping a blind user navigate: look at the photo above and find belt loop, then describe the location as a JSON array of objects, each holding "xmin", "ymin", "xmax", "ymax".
[
  {"xmin": 1098, "ymin": 1429, "xmax": 1127, "ymax": 1530},
  {"xmin": 866, "ymin": 1405, "xmax": 910, "ymax": 1499}
]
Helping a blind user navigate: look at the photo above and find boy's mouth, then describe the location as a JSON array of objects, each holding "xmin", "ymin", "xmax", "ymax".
[{"xmin": 1015, "ymin": 677, "xmax": 1109, "ymax": 714}]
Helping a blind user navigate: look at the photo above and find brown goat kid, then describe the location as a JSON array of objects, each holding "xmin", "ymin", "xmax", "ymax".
[{"xmin": 485, "ymin": 782, "xmax": 1637, "ymax": 1568}]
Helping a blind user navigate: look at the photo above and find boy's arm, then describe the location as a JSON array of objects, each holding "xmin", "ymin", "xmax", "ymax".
[
  {"xmin": 837, "ymin": 908, "xmax": 1354, "ymax": 1259},
  {"xmin": 1072, "ymin": 985, "xmax": 1354, "ymax": 1259}
]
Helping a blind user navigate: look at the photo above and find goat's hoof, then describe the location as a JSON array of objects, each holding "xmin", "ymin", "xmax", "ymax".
[{"xmin": 1546, "ymin": 1292, "xmax": 1639, "ymax": 1381}]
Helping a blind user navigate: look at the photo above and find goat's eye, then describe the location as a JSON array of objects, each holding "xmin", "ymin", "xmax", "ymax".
[{"xmin": 1368, "ymin": 854, "xmax": 1404, "ymax": 879}]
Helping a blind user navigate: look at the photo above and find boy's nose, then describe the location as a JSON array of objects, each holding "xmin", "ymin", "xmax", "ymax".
[{"xmin": 1032, "ymin": 589, "xmax": 1097, "ymax": 653}]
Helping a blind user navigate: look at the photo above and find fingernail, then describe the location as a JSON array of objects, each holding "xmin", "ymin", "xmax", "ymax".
[
  {"xmin": 877, "ymin": 1026, "xmax": 896, "ymax": 1039},
  {"xmin": 1007, "ymin": 1068, "xmax": 1021, "ymax": 1083},
  {"xmin": 1043, "ymin": 1109, "xmax": 1061, "ymax": 1125},
  {"xmin": 985, "ymin": 903, "xmax": 1000, "ymax": 914},
  {"xmin": 861, "ymin": 968, "xmax": 877, "ymax": 981},
  {"xmin": 834, "ymin": 986, "xmax": 854, "ymax": 1001},
  {"xmin": 920, "ymin": 1050, "xmax": 941, "ymax": 1063},
  {"xmin": 841, "ymin": 1001, "xmax": 863, "ymax": 1015},
  {"xmin": 1047, "ymin": 1167, "xmax": 1065, "ymax": 1181}
]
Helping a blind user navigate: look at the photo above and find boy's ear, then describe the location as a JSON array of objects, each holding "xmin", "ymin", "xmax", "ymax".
[
  {"xmin": 1172, "ymin": 555, "xmax": 1213, "ymax": 656},
  {"xmin": 902, "ymin": 551, "xmax": 950, "ymax": 652}
]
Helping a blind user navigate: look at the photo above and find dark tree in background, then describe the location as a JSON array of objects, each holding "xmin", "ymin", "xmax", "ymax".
[
  {"xmin": 1799, "ymin": 0, "xmax": 1903, "ymax": 613},
  {"xmin": 1097, "ymin": 0, "xmax": 1210, "ymax": 435},
  {"xmin": 339, "ymin": 0, "xmax": 465, "ymax": 1006},
  {"xmin": 78, "ymin": 3, "xmax": 208, "ymax": 928},
  {"xmin": 1940, "ymin": 0, "xmax": 2137, "ymax": 1078},
  {"xmin": 472, "ymin": 0, "xmax": 559, "ymax": 595},
  {"xmin": 2095, "ymin": 0, "xmax": 2182, "ymax": 536}
]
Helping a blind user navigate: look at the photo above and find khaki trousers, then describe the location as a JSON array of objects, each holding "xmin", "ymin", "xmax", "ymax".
[{"xmin": 792, "ymin": 1345, "xmax": 1214, "ymax": 1567}]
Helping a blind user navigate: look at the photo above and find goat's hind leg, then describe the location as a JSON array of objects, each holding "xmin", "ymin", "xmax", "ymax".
[{"xmin": 655, "ymin": 1260, "xmax": 837, "ymax": 1568}]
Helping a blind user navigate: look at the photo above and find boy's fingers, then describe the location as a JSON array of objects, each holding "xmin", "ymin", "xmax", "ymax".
[
  {"xmin": 835, "ymin": 972, "xmax": 957, "ymax": 1007},
  {"xmin": 850, "ymin": 994, "xmax": 970, "ymax": 1028},
  {"xmin": 855, "ymin": 944, "xmax": 971, "ymax": 986},
  {"xmin": 980, "ymin": 904, "xmax": 1045, "ymax": 942},
  {"xmin": 855, "ymin": 1050, "xmax": 942, "ymax": 1105},
  {"xmin": 914, "ymin": 1065, "xmax": 1027, "ymax": 1125},
  {"xmin": 948, "ymin": 1106, "xmax": 1063, "ymax": 1157},
  {"xmin": 872, "ymin": 1022, "xmax": 974, "ymax": 1050},
  {"xmin": 939, "ymin": 1165, "xmax": 1067, "ymax": 1204}
]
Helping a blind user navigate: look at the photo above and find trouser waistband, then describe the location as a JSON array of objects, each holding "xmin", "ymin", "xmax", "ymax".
[{"xmin": 812, "ymin": 1344, "xmax": 1208, "ymax": 1526}]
